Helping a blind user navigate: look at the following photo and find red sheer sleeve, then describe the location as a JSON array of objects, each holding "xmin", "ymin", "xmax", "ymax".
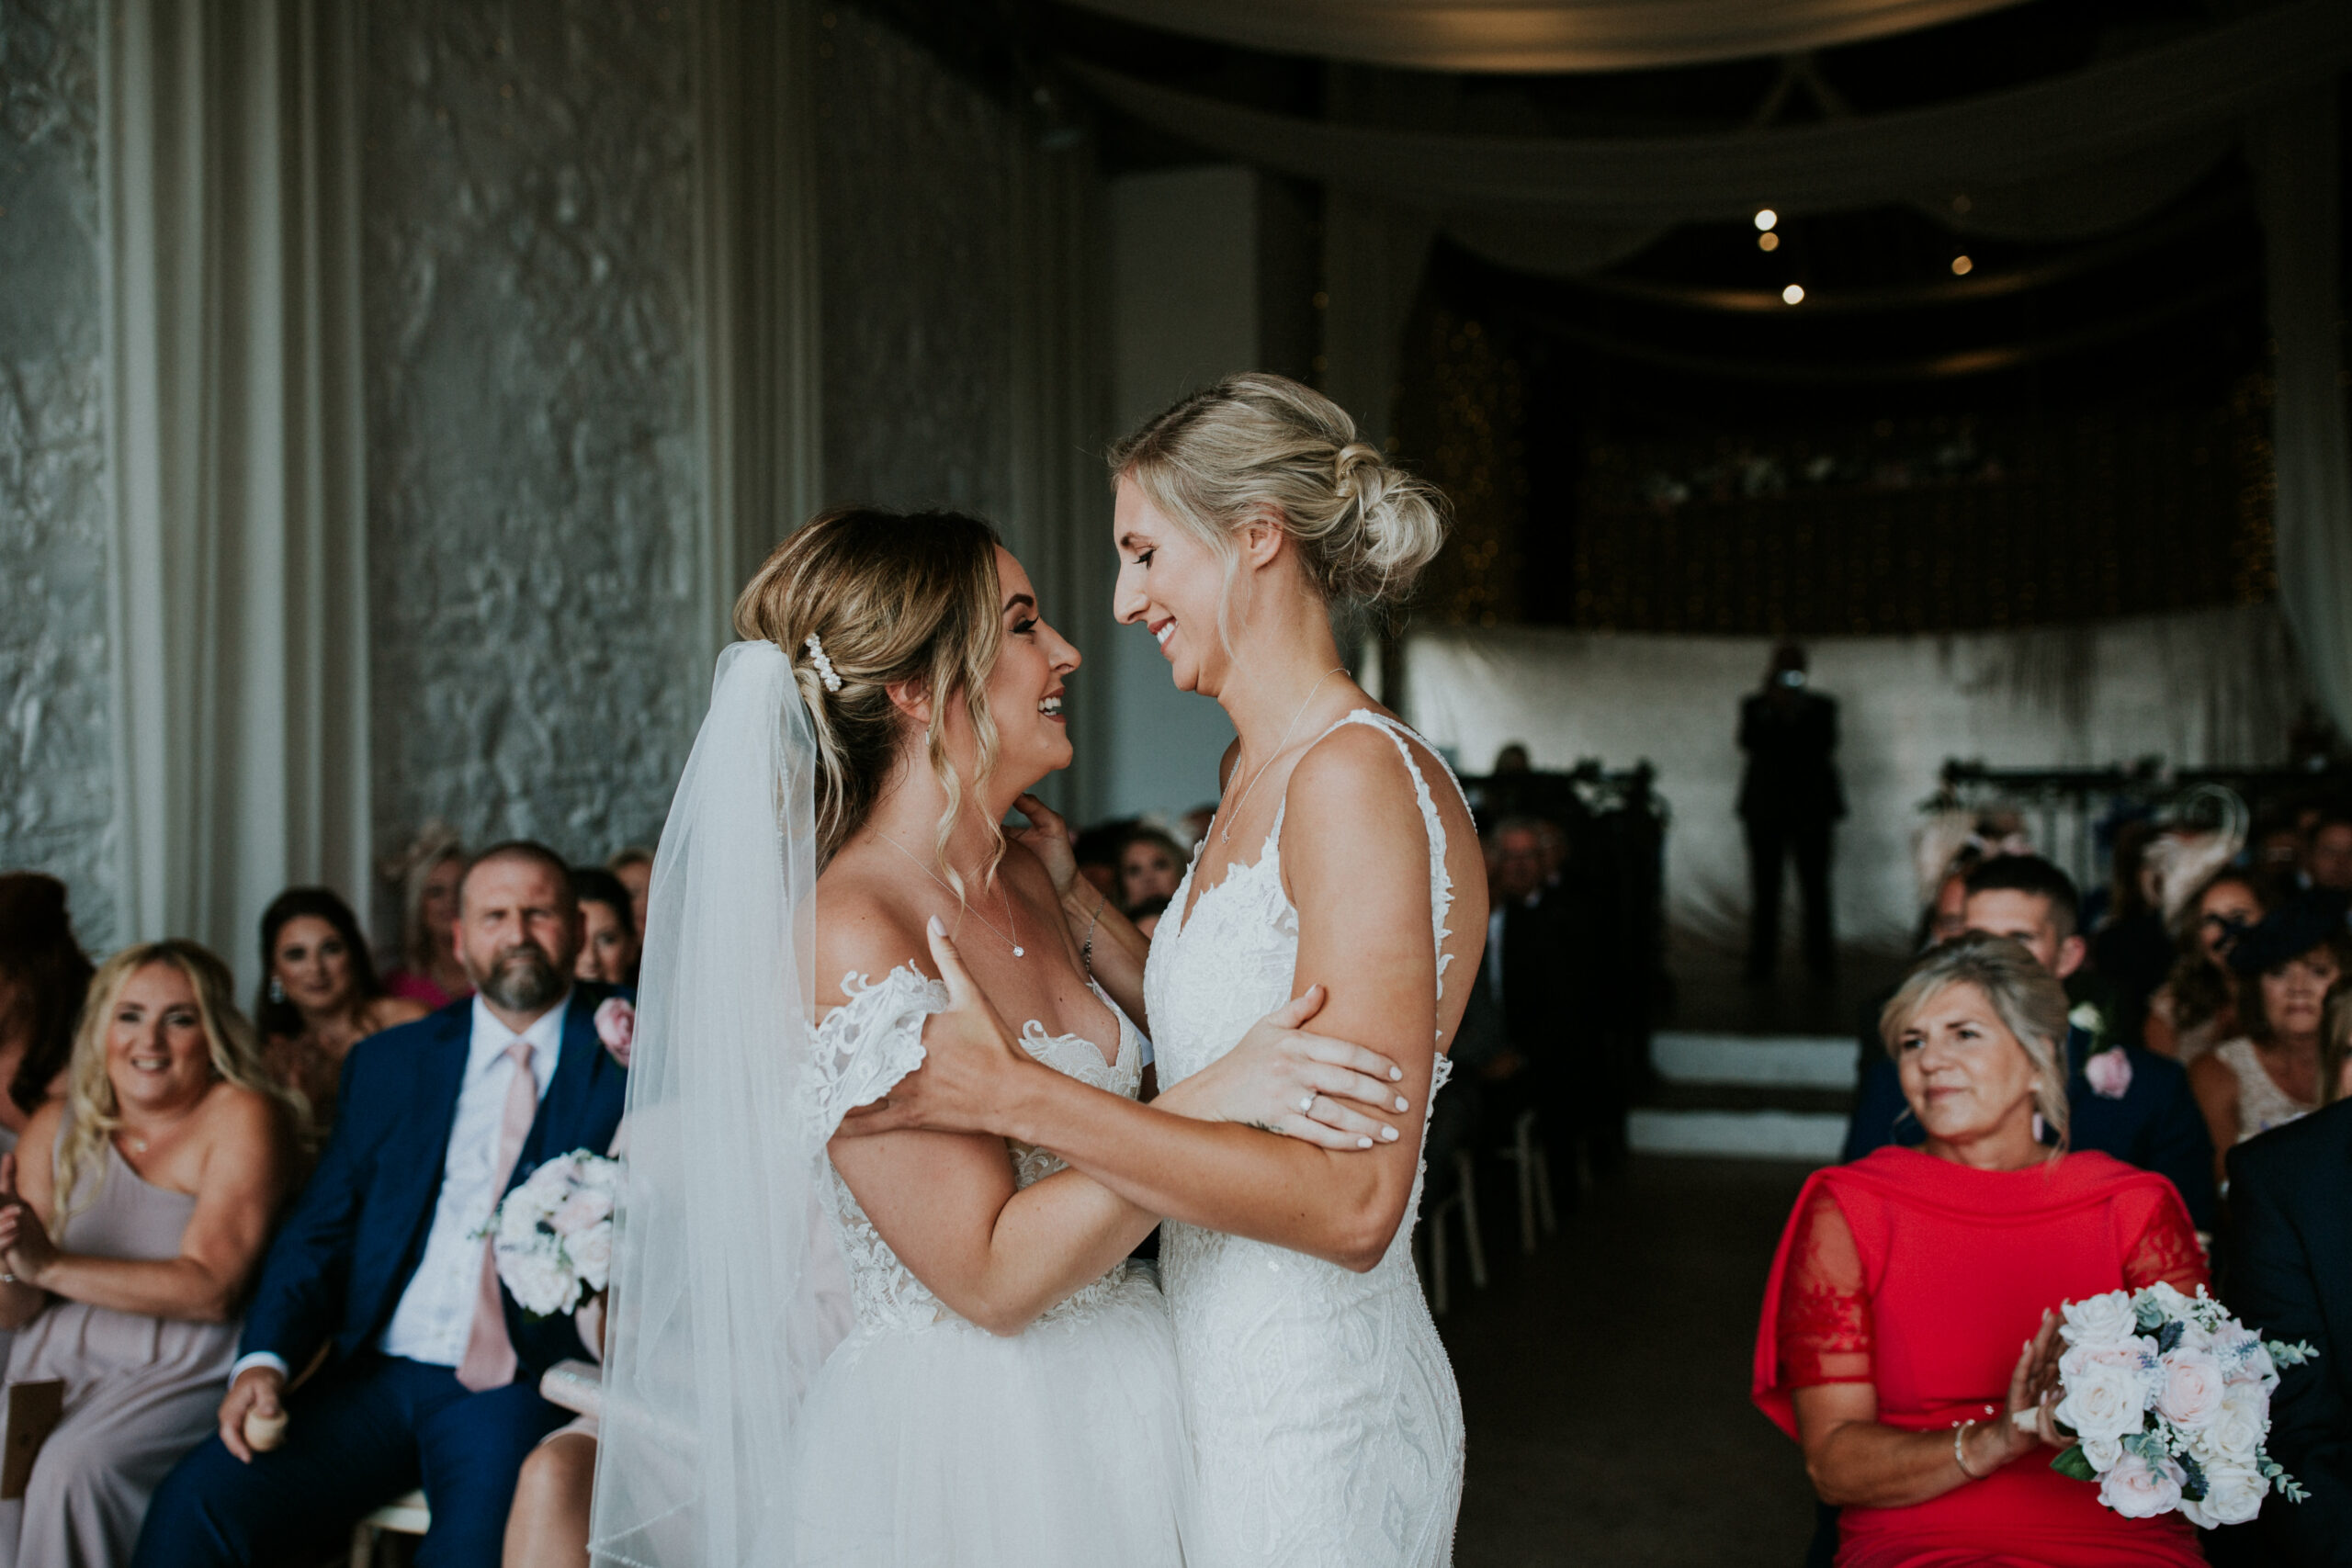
[
  {"xmin": 1777, "ymin": 1185, "xmax": 1873, "ymax": 1387},
  {"xmin": 2120, "ymin": 1183, "xmax": 2211, "ymax": 1295}
]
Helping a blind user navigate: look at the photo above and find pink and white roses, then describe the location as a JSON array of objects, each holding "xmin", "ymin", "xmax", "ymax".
[
  {"xmin": 487, "ymin": 1149, "xmax": 622, "ymax": 1316},
  {"xmin": 2043, "ymin": 1281, "xmax": 2317, "ymax": 1528},
  {"xmin": 594, "ymin": 997, "xmax": 636, "ymax": 1066}
]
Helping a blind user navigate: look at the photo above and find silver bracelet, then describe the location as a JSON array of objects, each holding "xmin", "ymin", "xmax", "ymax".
[
  {"xmin": 1951, "ymin": 1418, "xmax": 1987, "ymax": 1481},
  {"xmin": 1080, "ymin": 892, "xmax": 1106, "ymax": 976}
]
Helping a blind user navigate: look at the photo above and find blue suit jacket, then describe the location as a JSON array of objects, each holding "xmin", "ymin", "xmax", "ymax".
[
  {"xmin": 2225, "ymin": 1101, "xmax": 2352, "ymax": 1567},
  {"xmin": 239, "ymin": 987, "xmax": 628, "ymax": 1381},
  {"xmin": 1842, "ymin": 1027, "xmax": 2218, "ymax": 1230}
]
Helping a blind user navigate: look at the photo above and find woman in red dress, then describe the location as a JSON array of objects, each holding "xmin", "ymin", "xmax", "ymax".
[{"xmin": 1756, "ymin": 932, "xmax": 2209, "ymax": 1568}]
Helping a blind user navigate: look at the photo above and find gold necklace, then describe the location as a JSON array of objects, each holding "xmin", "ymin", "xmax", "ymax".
[
  {"xmin": 878, "ymin": 834, "xmax": 1025, "ymax": 958},
  {"xmin": 1217, "ymin": 668, "xmax": 1348, "ymax": 845}
]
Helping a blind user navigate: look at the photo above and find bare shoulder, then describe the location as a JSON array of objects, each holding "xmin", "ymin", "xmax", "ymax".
[
  {"xmin": 17, "ymin": 1099, "xmax": 63, "ymax": 1162},
  {"xmin": 199, "ymin": 1080, "xmax": 285, "ymax": 1141},
  {"xmin": 1287, "ymin": 715, "xmax": 1466, "ymax": 838},
  {"xmin": 813, "ymin": 857, "xmax": 935, "ymax": 1009},
  {"xmin": 2187, "ymin": 1049, "xmax": 2234, "ymax": 1097},
  {"xmin": 367, "ymin": 996, "xmax": 432, "ymax": 1032}
]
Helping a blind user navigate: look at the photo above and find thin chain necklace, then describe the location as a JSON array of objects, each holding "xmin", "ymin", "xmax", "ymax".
[
  {"xmin": 877, "ymin": 833, "xmax": 1025, "ymax": 958},
  {"xmin": 1217, "ymin": 667, "xmax": 1348, "ymax": 846}
]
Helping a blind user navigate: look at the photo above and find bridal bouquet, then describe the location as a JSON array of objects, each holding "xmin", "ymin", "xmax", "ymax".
[
  {"xmin": 488, "ymin": 1149, "xmax": 620, "ymax": 1317},
  {"xmin": 2045, "ymin": 1281, "xmax": 2318, "ymax": 1526}
]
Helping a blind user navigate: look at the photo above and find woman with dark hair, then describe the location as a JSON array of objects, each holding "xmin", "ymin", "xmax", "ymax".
[
  {"xmin": 1114, "ymin": 827, "xmax": 1186, "ymax": 916},
  {"xmin": 0, "ymin": 874, "xmax": 93, "ymax": 1143},
  {"xmin": 2141, "ymin": 868, "xmax": 2267, "ymax": 1064},
  {"xmin": 254, "ymin": 889, "xmax": 426, "ymax": 1134},
  {"xmin": 2188, "ymin": 892, "xmax": 2349, "ymax": 1181},
  {"xmin": 571, "ymin": 868, "xmax": 640, "ymax": 987}
]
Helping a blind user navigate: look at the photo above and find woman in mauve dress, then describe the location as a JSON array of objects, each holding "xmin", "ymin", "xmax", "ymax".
[{"xmin": 0, "ymin": 941, "xmax": 300, "ymax": 1568}]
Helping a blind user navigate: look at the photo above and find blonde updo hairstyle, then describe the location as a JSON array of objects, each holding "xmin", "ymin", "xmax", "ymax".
[
  {"xmin": 1879, "ymin": 931, "xmax": 2072, "ymax": 1150},
  {"xmin": 61, "ymin": 941, "xmax": 306, "ymax": 1219},
  {"xmin": 1108, "ymin": 373, "xmax": 1448, "ymax": 632},
  {"xmin": 734, "ymin": 507, "xmax": 1009, "ymax": 881}
]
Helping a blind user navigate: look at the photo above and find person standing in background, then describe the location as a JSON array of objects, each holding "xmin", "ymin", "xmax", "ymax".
[{"xmin": 1739, "ymin": 643, "xmax": 1844, "ymax": 982}]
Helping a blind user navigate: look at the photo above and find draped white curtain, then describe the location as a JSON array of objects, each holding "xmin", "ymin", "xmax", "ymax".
[
  {"xmin": 1058, "ymin": 0, "xmax": 2033, "ymax": 73},
  {"xmin": 1406, "ymin": 605, "xmax": 2308, "ymax": 954},
  {"xmin": 101, "ymin": 0, "xmax": 370, "ymax": 979}
]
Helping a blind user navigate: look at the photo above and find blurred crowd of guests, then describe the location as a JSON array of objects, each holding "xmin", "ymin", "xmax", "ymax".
[
  {"xmin": 0, "ymin": 829, "xmax": 651, "ymax": 1568},
  {"xmin": 1760, "ymin": 795, "xmax": 2352, "ymax": 1568}
]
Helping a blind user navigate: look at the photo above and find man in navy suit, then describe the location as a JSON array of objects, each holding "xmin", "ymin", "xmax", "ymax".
[
  {"xmin": 1843, "ymin": 854, "xmax": 2216, "ymax": 1229},
  {"xmin": 2226, "ymin": 1099, "xmax": 2352, "ymax": 1566},
  {"xmin": 135, "ymin": 842, "xmax": 628, "ymax": 1568}
]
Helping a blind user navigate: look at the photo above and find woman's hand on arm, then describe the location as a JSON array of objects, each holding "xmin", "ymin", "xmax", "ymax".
[
  {"xmin": 1794, "ymin": 1314, "xmax": 2059, "ymax": 1507},
  {"xmin": 1148, "ymin": 985, "xmax": 1414, "ymax": 1151},
  {"xmin": 26, "ymin": 1089, "xmax": 293, "ymax": 1323}
]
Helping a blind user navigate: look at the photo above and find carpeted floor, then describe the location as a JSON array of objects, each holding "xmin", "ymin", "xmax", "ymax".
[{"xmin": 1441, "ymin": 1156, "xmax": 1820, "ymax": 1567}]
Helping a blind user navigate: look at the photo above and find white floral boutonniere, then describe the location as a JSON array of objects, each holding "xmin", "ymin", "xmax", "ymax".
[{"xmin": 2070, "ymin": 1000, "xmax": 2132, "ymax": 1099}]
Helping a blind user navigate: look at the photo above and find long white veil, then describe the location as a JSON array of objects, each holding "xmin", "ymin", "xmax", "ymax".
[{"xmin": 591, "ymin": 639, "xmax": 852, "ymax": 1566}]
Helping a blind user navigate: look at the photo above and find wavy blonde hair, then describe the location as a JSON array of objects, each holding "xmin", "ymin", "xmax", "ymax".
[
  {"xmin": 59, "ymin": 942, "xmax": 306, "ymax": 1219},
  {"xmin": 1879, "ymin": 932, "xmax": 2072, "ymax": 1151},
  {"xmin": 1108, "ymin": 373, "xmax": 1447, "ymax": 627},
  {"xmin": 734, "ymin": 507, "xmax": 1009, "ymax": 882}
]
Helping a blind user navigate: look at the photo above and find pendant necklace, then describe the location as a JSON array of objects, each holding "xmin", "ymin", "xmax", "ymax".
[
  {"xmin": 1217, "ymin": 667, "xmax": 1348, "ymax": 846},
  {"xmin": 879, "ymin": 833, "xmax": 1026, "ymax": 957}
]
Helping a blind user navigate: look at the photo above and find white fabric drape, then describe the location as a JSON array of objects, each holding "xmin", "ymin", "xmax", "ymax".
[
  {"xmin": 1059, "ymin": 0, "xmax": 2032, "ymax": 73},
  {"xmin": 1405, "ymin": 605, "xmax": 2306, "ymax": 955},
  {"xmin": 2248, "ymin": 85, "xmax": 2352, "ymax": 745},
  {"xmin": 101, "ymin": 0, "xmax": 369, "ymax": 980}
]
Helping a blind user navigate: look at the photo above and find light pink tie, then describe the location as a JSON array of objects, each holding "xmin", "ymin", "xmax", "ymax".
[{"xmin": 457, "ymin": 1039, "xmax": 539, "ymax": 1392}]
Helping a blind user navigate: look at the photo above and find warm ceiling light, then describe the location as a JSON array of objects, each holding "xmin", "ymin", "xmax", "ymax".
[
  {"xmin": 1758, "ymin": 231, "xmax": 1781, "ymax": 252},
  {"xmin": 1781, "ymin": 283, "xmax": 1805, "ymax": 305},
  {"xmin": 1951, "ymin": 254, "xmax": 1973, "ymax": 276},
  {"xmin": 1754, "ymin": 209, "xmax": 1778, "ymax": 231}
]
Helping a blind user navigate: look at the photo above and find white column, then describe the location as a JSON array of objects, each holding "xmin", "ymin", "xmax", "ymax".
[{"xmin": 100, "ymin": 0, "xmax": 369, "ymax": 981}]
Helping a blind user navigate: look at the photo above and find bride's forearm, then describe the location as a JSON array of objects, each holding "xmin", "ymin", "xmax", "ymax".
[
  {"xmin": 1064, "ymin": 885, "xmax": 1149, "ymax": 1031},
  {"xmin": 1003, "ymin": 1063, "xmax": 1412, "ymax": 1271},
  {"xmin": 967, "ymin": 1169, "xmax": 1160, "ymax": 1336}
]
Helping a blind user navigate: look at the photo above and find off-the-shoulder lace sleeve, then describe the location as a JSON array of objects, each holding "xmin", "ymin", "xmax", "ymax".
[
  {"xmin": 802, "ymin": 966, "xmax": 948, "ymax": 1143},
  {"xmin": 2120, "ymin": 1183, "xmax": 2211, "ymax": 1295},
  {"xmin": 1777, "ymin": 1185, "xmax": 1873, "ymax": 1388}
]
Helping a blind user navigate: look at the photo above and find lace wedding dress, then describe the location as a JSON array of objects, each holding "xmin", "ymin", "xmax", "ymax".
[
  {"xmin": 788, "ymin": 966, "xmax": 1193, "ymax": 1565},
  {"xmin": 1145, "ymin": 710, "xmax": 1468, "ymax": 1568}
]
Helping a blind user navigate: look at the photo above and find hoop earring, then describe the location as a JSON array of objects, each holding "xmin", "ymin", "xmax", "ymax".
[{"xmin": 267, "ymin": 976, "xmax": 287, "ymax": 1004}]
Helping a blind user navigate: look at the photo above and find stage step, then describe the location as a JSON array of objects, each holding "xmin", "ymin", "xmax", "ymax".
[{"xmin": 1631, "ymin": 1032, "xmax": 1857, "ymax": 1164}]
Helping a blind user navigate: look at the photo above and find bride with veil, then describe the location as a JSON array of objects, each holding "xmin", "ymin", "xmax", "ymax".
[{"xmin": 589, "ymin": 508, "xmax": 1411, "ymax": 1566}]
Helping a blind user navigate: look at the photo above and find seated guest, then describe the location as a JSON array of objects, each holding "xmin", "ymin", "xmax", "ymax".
[
  {"xmin": 1846, "ymin": 855, "xmax": 2217, "ymax": 1230},
  {"xmin": 0, "ymin": 874, "xmax": 94, "ymax": 1145},
  {"xmin": 0, "ymin": 941, "xmax": 300, "ymax": 1568},
  {"xmin": 380, "ymin": 822, "xmax": 471, "ymax": 1009},
  {"xmin": 2086, "ymin": 822, "xmax": 2171, "ymax": 1028},
  {"xmin": 2190, "ymin": 893, "xmax": 2348, "ymax": 1180},
  {"xmin": 1116, "ymin": 826, "xmax": 1186, "ymax": 915},
  {"xmin": 570, "ymin": 869, "xmax": 639, "ymax": 987},
  {"xmin": 1479, "ymin": 817, "xmax": 1581, "ymax": 1168},
  {"xmin": 1071, "ymin": 819, "xmax": 1131, "ymax": 903},
  {"xmin": 1758, "ymin": 934, "xmax": 2209, "ymax": 1568},
  {"xmin": 2143, "ymin": 868, "xmax": 2267, "ymax": 1064},
  {"xmin": 255, "ymin": 889, "xmax": 428, "ymax": 1139},
  {"xmin": 2327, "ymin": 992, "xmax": 2352, "ymax": 1109},
  {"xmin": 605, "ymin": 847, "xmax": 653, "ymax": 938},
  {"xmin": 2304, "ymin": 807, "xmax": 2352, "ymax": 897},
  {"xmin": 2223, "ymin": 1097, "xmax": 2352, "ymax": 1566},
  {"xmin": 132, "ymin": 842, "xmax": 628, "ymax": 1568}
]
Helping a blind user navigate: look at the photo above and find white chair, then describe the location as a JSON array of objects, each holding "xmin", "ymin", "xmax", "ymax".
[
  {"xmin": 1495, "ymin": 1109, "xmax": 1558, "ymax": 1256},
  {"xmin": 1419, "ymin": 1150, "xmax": 1487, "ymax": 1315},
  {"xmin": 345, "ymin": 1360, "xmax": 603, "ymax": 1567}
]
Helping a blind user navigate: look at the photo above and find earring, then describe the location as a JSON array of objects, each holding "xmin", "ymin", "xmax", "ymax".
[{"xmin": 268, "ymin": 976, "xmax": 287, "ymax": 1004}]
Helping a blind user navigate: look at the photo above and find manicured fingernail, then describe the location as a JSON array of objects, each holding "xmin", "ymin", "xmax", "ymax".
[
  {"xmin": 928, "ymin": 915, "xmax": 945, "ymax": 936},
  {"xmin": 1357, "ymin": 1136, "xmax": 1373, "ymax": 1148},
  {"xmin": 1388, "ymin": 1066, "xmax": 1403, "ymax": 1080},
  {"xmin": 1381, "ymin": 1126, "xmax": 1399, "ymax": 1141},
  {"xmin": 1395, "ymin": 1096, "xmax": 1409, "ymax": 1111}
]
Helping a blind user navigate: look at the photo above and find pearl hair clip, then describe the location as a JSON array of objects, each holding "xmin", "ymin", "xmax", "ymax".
[{"xmin": 803, "ymin": 634, "xmax": 843, "ymax": 693}]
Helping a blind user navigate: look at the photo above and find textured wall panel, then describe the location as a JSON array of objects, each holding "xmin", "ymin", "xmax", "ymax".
[
  {"xmin": 814, "ymin": 8, "xmax": 1014, "ymax": 524},
  {"xmin": 0, "ymin": 0, "xmax": 116, "ymax": 942},
  {"xmin": 363, "ymin": 0, "xmax": 706, "ymax": 868}
]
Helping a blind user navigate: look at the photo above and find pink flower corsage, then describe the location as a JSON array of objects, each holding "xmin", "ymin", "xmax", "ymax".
[
  {"xmin": 2084, "ymin": 1046, "xmax": 2132, "ymax": 1100},
  {"xmin": 593, "ymin": 997, "xmax": 636, "ymax": 1067}
]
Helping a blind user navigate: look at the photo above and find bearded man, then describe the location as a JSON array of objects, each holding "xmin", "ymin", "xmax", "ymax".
[{"xmin": 136, "ymin": 842, "xmax": 628, "ymax": 1568}]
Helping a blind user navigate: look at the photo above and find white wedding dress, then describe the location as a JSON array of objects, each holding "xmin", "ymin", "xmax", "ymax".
[
  {"xmin": 787, "ymin": 966, "xmax": 1193, "ymax": 1566},
  {"xmin": 1145, "ymin": 710, "xmax": 1468, "ymax": 1567}
]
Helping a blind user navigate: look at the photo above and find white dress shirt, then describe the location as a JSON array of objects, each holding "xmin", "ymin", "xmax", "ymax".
[{"xmin": 232, "ymin": 993, "xmax": 567, "ymax": 1384}]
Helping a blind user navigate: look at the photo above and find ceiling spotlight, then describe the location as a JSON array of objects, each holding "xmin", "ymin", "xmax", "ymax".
[
  {"xmin": 1758, "ymin": 231, "xmax": 1781, "ymax": 253},
  {"xmin": 1781, "ymin": 283, "xmax": 1805, "ymax": 305},
  {"xmin": 1754, "ymin": 209, "xmax": 1778, "ymax": 232},
  {"xmin": 1951, "ymin": 254, "xmax": 1973, "ymax": 276}
]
